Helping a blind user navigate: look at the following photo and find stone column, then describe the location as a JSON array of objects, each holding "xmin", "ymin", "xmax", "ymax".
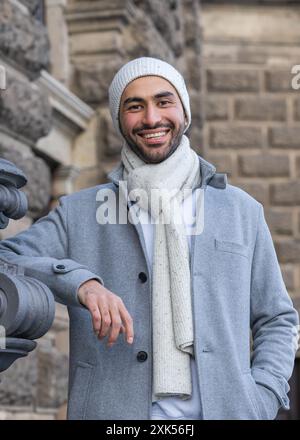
[{"xmin": 45, "ymin": 0, "xmax": 70, "ymax": 86}]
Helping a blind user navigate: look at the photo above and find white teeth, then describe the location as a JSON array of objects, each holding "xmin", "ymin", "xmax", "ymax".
[{"xmin": 142, "ymin": 131, "xmax": 168, "ymax": 139}]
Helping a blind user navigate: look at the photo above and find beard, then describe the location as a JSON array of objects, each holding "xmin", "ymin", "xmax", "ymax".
[{"xmin": 121, "ymin": 121, "xmax": 186, "ymax": 164}]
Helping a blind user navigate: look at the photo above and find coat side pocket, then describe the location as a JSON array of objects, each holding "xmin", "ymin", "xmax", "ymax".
[
  {"xmin": 243, "ymin": 372, "xmax": 280, "ymax": 420},
  {"xmin": 67, "ymin": 361, "xmax": 95, "ymax": 420},
  {"xmin": 243, "ymin": 372, "xmax": 261, "ymax": 419}
]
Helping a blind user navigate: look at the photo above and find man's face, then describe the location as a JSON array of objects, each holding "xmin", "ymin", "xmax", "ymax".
[{"xmin": 119, "ymin": 76, "xmax": 187, "ymax": 164}]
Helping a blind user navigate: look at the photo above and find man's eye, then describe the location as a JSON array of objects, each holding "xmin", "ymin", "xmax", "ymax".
[
  {"xmin": 128, "ymin": 105, "xmax": 142, "ymax": 111},
  {"xmin": 159, "ymin": 100, "xmax": 171, "ymax": 106}
]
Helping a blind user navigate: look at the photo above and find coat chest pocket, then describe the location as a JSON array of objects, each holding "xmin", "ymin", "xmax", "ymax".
[{"xmin": 215, "ymin": 239, "xmax": 250, "ymax": 259}]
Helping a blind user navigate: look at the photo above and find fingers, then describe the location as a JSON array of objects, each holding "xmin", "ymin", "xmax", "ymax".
[
  {"xmin": 106, "ymin": 304, "xmax": 122, "ymax": 347},
  {"xmin": 119, "ymin": 303, "xmax": 134, "ymax": 344},
  {"xmin": 105, "ymin": 300, "xmax": 134, "ymax": 347},
  {"xmin": 87, "ymin": 293, "xmax": 134, "ymax": 348},
  {"xmin": 98, "ymin": 303, "xmax": 111, "ymax": 340},
  {"xmin": 85, "ymin": 294, "xmax": 102, "ymax": 334}
]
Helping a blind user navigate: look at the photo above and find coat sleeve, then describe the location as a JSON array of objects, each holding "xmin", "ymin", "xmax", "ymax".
[
  {"xmin": 0, "ymin": 195, "xmax": 103, "ymax": 308},
  {"xmin": 250, "ymin": 203, "xmax": 299, "ymax": 411}
]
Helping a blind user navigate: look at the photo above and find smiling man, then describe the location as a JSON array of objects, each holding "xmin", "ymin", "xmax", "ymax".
[
  {"xmin": 0, "ymin": 57, "xmax": 298, "ymax": 420},
  {"xmin": 119, "ymin": 76, "xmax": 186, "ymax": 164}
]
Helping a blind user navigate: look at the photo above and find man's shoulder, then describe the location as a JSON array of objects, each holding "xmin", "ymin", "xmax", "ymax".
[
  {"xmin": 208, "ymin": 182, "xmax": 262, "ymax": 211},
  {"xmin": 225, "ymin": 183, "xmax": 261, "ymax": 204},
  {"xmin": 60, "ymin": 182, "xmax": 117, "ymax": 204}
]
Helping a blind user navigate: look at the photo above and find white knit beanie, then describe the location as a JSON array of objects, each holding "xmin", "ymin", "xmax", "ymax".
[{"xmin": 108, "ymin": 57, "xmax": 191, "ymax": 137}]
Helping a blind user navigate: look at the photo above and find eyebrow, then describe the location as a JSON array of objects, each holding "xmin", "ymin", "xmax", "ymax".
[{"xmin": 123, "ymin": 91, "xmax": 176, "ymax": 107}]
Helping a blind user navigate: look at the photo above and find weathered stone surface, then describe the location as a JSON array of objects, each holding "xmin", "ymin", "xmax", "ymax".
[
  {"xmin": 22, "ymin": 156, "xmax": 52, "ymax": 219},
  {"xmin": 19, "ymin": 0, "xmax": 41, "ymax": 15},
  {"xmin": 133, "ymin": 0, "xmax": 184, "ymax": 56},
  {"xmin": 238, "ymin": 154, "xmax": 290, "ymax": 177},
  {"xmin": 202, "ymin": 3, "xmax": 300, "ymax": 46},
  {"xmin": 98, "ymin": 108, "xmax": 122, "ymax": 156},
  {"xmin": 275, "ymin": 240, "xmax": 300, "ymax": 264},
  {"xmin": 235, "ymin": 97, "xmax": 287, "ymax": 121},
  {"xmin": 45, "ymin": 0, "xmax": 69, "ymax": 85},
  {"xmin": 74, "ymin": 166, "xmax": 103, "ymax": 191},
  {"xmin": 265, "ymin": 70, "xmax": 294, "ymax": 92},
  {"xmin": 0, "ymin": 349, "xmax": 38, "ymax": 406},
  {"xmin": 0, "ymin": 1, "xmax": 49, "ymax": 77},
  {"xmin": 183, "ymin": 0, "xmax": 201, "ymax": 52},
  {"xmin": 0, "ymin": 145, "xmax": 51, "ymax": 219},
  {"xmin": 73, "ymin": 115, "xmax": 99, "ymax": 168},
  {"xmin": 264, "ymin": 208, "xmax": 294, "ymax": 235},
  {"xmin": 235, "ymin": 181, "xmax": 269, "ymax": 205},
  {"xmin": 210, "ymin": 126, "xmax": 263, "ymax": 149},
  {"xmin": 56, "ymin": 402, "xmax": 67, "ymax": 420},
  {"xmin": 0, "ymin": 216, "xmax": 32, "ymax": 240},
  {"xmin": 0, "ymin": 342, "xmax": 68, "ymax": 409},
  {"xmin": 0, "ymin": 74, "xmax": 52, "ymax": 142},
  {"xmin": 205, "ymin": 98, "xmax": 229, "ymax": 121},
  {"xmin": 281, "ymin": 265, "xmax": 298, "ymax": 292},
  {"xmin": 271, "ymin": 181, "xmax": 300, "ymax": 205},
  {"xmin": 207, "ymin": 69, "xmax": 260, "ymax": 93},
  {"xmin": 296, "ymin": 155, "xmax": 300, "ymax": 177},
  {"xmin": 125, "ymin": 7, "xmax": 174, "ymax": 61},
  {"xmin": 206, "ymin": 153, "xmax": 234, "ymax": 177},
  {"xmin": 73, "ymin": 60, "xmax": 122, "ymax": 105},
  {"xmin": 182, "ymin": 0, "xmax": 202, "ymax": 102},
  {"xmin": 0, "ymin": 411, "xmax": 55, "ymax": 420},
  {"xmin": 189, "ymin": 89, "xmax": 203, "ymax": 129},
  {"xmin": 270, "ymin": 127, "xmax": 300, "ymax": 149},
  {"xmin": 294, "ymin": 98, "xmax": 300, "ymax": 121},
  {"xmin": 37, "ymin": 344, "xmax": 68, "ymax": 408},
  {"xmin": 189, "ymin": 127, "xmax": 203, "ymax": 156}
]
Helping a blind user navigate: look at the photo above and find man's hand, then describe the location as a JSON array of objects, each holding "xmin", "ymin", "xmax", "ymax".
[{"xmin": 78, "ymin": 279, "xmax": 134, "ymax": 348}]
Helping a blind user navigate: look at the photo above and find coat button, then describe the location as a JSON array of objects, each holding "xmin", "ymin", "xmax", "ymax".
[
  {"xmin": 56, "ymin": 264, "xmax": 65, "ymax": 270},
  {"xmin": 138, "ymin": 272, "xmax": 147, "ymax": 283},
  {"xmin": 137, "ymin": 351, "xmax": 148, "ymax": 362}
]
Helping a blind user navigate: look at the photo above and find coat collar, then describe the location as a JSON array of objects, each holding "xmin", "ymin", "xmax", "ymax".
[
  {"xmin": 107, "ymin": 155, "xmax": 227, "ymax": 190},
  {"xmin": 106, "ymin": 153, "xmax": 227, "ymax": 280}
]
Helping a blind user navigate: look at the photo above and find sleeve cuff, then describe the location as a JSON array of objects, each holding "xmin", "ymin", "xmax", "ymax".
[{"xmin": 52, "ymin": 268, "xmax": 104, "ymax": 308}]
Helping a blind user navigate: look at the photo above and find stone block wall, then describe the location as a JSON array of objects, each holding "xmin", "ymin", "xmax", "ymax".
[{"xmin": 202, "ymin": 0, "xmax": 300, "ymax": 300}]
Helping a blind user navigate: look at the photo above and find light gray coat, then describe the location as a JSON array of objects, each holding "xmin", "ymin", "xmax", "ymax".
[{"xmin": 0, "ymin": 156, "xmax": 298, "ymax": 420}]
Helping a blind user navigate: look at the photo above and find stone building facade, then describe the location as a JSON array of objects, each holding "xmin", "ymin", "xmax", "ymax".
[
  {"xmin": 0, "ymin": 0, "xmax": 299, "ymax": 420},
  {"xmin": 201, "ymin": 0, "xmax": 300, "ymax": 419}
]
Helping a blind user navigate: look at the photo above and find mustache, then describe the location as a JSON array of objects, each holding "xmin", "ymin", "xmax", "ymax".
[{"xmin": 133, "ymin": 123, "xmax": 173, "ymax": 135}]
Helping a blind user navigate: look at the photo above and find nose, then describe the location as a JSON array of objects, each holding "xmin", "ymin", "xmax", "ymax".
[{"xmin": 142, "ymin": 103, "xmax": 161, "ymax": 127}]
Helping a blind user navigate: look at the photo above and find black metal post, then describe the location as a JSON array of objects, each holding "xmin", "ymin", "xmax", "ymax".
[{"xmin": 0, "ymin": 159, "xmax": 55, "ymax": 373}]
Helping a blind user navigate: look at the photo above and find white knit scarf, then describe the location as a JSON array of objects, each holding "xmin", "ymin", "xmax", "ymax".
[{"xmin": 121, "ymin": 135, "xmax": 200, "ymax": 401}]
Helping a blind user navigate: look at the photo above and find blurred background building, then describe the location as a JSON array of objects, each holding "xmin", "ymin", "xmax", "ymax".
[{"xmin": 0, "ymin": 0, "xmax": 299, "ymax": 419}]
